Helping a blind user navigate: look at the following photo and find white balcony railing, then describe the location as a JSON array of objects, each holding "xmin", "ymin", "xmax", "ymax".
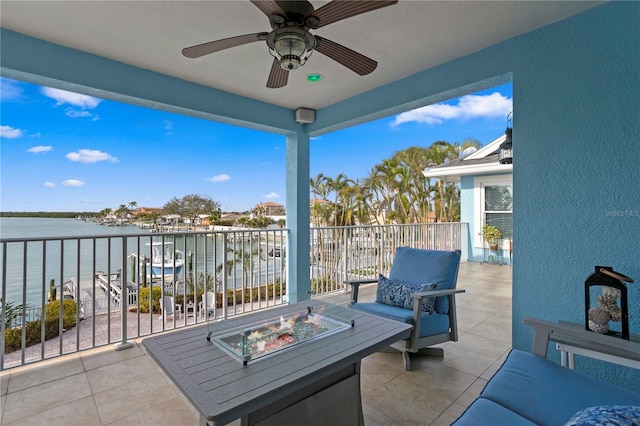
[
  {"xmin": 309, "ymin": 222, "xmax": 468, "ymax": 295},
  {"xmin": 1, "ymin": 222, "xmax": 467, "ymax": 369}
]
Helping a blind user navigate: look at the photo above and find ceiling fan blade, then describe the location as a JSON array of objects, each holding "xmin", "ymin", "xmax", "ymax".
[
  {"xmin": 250, "ymin": 0, "xmax": 287, "ymax": 18},
  {"xmin": 266, "ymin": 58, "xmax": 289, "ymax": 88},
  {"xmin": 182, "ymin": 33, "xmax": 267, "ymax": 58},
  {"xmin": 310, "ymin": 0, "xmax": 398, "ymax": 28},
  {"xmin": 314, "ymin": 36, "xmax": 377, "ymax": 75}
]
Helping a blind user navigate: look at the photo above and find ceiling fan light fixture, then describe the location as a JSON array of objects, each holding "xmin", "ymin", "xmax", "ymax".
[{"xmin": 267, "ymin": 27, "xmax": 316, "ymax": 71}]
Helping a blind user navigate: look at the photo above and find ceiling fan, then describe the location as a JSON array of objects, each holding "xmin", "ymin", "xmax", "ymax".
[{"xmin": 182, "ymin": 0, "xmax": 398, "ymax": 88}]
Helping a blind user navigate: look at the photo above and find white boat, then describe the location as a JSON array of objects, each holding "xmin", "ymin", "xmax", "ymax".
[{"xmin": 145, "ymin": 242, "xmax": 185, "ymax": 282}]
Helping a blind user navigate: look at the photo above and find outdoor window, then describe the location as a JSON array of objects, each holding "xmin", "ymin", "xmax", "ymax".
[
  {"xmin": 474, "ymin": 176, "xmax": 512, "ymax": 248},
  {"xmin": 484, "ymin": 184, "xmax": 513, "ymax": 237}
]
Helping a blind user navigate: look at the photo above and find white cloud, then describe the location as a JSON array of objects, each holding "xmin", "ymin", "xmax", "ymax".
[
  {"xmin": 264, "ymin": 192, "xmax": 280, "ymax": 199},
  {"xmin": 1, "ymin": 125, "xmax": 23, "ymax": 139},
  {"xmin": 65, "ymin": 110, "xmax": 93, "ymax": 119},
  {"xmin": 41, "ymin": 87, "xmax": 101, "ymax": 109},
  {"xmin": 43, "ymin": 181, "xmax": 56, "ymax": 188},
  {"xmin": 392, "ymin": 92, "xmax": 512, "ymax": 127},
  {"xmin": 66, "ymin": 149, "xmax": 118, "ymax": 163},
  {"xmin": 0, "ymin": 78, "xmax": 23, "ymax": 101},
  {"xmin": 27, "ymin": 145, "xmax": 53, "ymax": 154},
  {"xmin": 207, "ymin": 174, "xmax": 231, "ymax": 183},
  {"xmin": 62, "ymin": 179, "xmax": 85, "ymax": 187}
]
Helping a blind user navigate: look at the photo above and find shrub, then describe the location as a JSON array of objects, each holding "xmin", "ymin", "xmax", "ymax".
[
  {"xmin": 138, "ymin": 286, "xmax": 163, "ymax": 313},
  {"xmin": 4, "ymin": 318, "xmax": 60, "ymax": 354},
  {"xmin": 44, "ymin": 300, "xmax": 78, "ymax": 329},
  {"xmin": 219, "ymin": 282, "xmax": 285, "ymax": 306}
]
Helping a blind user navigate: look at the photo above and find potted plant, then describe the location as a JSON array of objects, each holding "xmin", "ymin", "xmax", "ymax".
[{"xmin": 482, "ymin": 224, "xmax": 502, "ymax": 251}]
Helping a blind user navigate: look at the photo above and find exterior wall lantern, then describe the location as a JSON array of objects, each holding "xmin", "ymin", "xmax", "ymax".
[
  {"xmin": 584, "ymin": 266, "xmax": 634, "ymax": 339},
  {"xmin": 500, "ymin": 111, "xmax": 513, "ymax": 164}
]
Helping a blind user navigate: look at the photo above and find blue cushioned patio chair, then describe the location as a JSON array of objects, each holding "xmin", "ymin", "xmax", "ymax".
[{"xmin": 348, "ymin": 247, "xmax": 464, "ymax": 370}]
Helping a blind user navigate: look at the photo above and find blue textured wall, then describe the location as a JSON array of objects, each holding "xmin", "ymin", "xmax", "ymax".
[{"xmin": 511, "ymin": 2, "xmax": 640, "ymax": 390}]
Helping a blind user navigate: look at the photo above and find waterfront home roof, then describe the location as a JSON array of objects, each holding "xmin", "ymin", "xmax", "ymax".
[
  {"xmin": 132, "ymin": 207, "xmax": 162, "ymax": 216},
  {"xmin": 256, "ymin": 202, "xmax": 283, "ymax": 207},
  {"xmin": 422, "ymin": 134, "xmax": 512, "ymax": 182},
  {"xmin": 221, "ymin": 213, "xmax": 245, "ymax": 222}
]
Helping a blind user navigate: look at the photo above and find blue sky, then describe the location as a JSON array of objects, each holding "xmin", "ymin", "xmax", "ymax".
[{"xmin": 0, "ymin": 77, "xmax": 511, "ymax": 213}]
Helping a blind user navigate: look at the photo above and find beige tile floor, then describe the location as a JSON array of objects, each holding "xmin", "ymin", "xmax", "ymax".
[{"xmin": 0, "ymin": 262, "xmax": 512, "ymax": 425}]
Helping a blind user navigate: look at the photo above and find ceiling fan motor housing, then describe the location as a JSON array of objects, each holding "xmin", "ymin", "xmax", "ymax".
[{"xmin": 266, "ymin": 27, "xmax": 316, "ymax": 70}]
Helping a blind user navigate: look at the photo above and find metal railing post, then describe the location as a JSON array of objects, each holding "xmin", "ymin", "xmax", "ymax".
[
  {"xmin": 221, "ymin": 235, "xmax": 228, "ymax": 320},
  {"xmin": 115, "ymin": 236, "xmax": 133, "ymax": 351}
]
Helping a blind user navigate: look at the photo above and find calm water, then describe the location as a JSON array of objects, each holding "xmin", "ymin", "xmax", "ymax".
[
  {"xmin": 0, "ymin": 217, "xmax": 145, "ymax": 239},
  {"xmin": 0, "ymin": 218, "xmax": 152, "ymax": 306},
  {"xmin": 0, "ymin": 218, "xmax": 281, "ymax": 306}
]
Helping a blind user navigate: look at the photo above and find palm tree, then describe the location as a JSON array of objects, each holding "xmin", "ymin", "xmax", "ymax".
[
  {"xmin": 324, "ymin": 173, "xmax": 352, "ymax": 226},
  {"xmin": 426, "ymin": 139, "xmax": 481, "ymax": 222},
  {"xmin": 310, "ymin": 173, "xmax": 332, "ymax": 226},
  {"xmin": 392, "ymin": 146, "xmax": 433, "ymax": 223},
  {"xmin": 364, "ymin": 159, "xmax": 401, "ymax": 224},
  {"xmin": 310, "ymin": 138, "xmax": 483, "ymax": 226},
  {"xmin": 216, "ymin": 244, "xmax": 264, "ymax": 303}
]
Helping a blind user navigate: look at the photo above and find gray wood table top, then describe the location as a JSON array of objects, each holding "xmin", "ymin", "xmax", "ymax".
[{"xmin": 143, "ymin": 300, "xmax": 412, "ymax": 425}]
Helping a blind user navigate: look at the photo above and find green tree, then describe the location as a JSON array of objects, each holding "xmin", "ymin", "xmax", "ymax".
[
  {"xmin": 137, "ymin": 210, "xmax": 161, "ymax": 224},
  {"xmin": 162, "ymin": 194, "xmax": 221, "ymax": 228}
]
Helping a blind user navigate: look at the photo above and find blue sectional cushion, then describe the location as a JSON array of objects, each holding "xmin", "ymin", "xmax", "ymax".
[
  {"xmin": 564, "ymin": 405, "xmax": 640, "ymax": 426},
  {"xmin": 375, "ymin": 274, "xmax": 437, "ymax": 312},
  {"xmin": 388, "ymin": 247, "xmax": 460, "ymax": 314},
  {"xmin": 480, "ymin": 350, "xmax": 640, "ymax": 425},
  {"xmin": 350, "ymin": 302, "xmax": 449, "ymax": 338},
  {"xmin": 452, "ymin": 397, "xmax": 536, "ymax": 426}
]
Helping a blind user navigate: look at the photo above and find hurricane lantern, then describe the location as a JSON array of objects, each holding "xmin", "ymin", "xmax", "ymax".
[
  {"xmin": 584, "ymin": 266, "xmax": 634, "ymax": 340},
  {"xmin": 500, "ymin": 111, "xmax": 513, "ymax": 164}
]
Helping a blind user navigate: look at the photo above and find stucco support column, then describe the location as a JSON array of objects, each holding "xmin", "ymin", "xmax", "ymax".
[{"xmin": 285, "ymin": 130, "xmax": 311, "ymax": 303}]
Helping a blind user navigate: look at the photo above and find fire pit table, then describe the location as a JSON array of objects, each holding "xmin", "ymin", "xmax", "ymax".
[{"xmin": 143, "ymin": 300, "xmax": 412, "ymax": 426}]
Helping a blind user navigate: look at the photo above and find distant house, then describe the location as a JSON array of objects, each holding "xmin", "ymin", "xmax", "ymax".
[
  {"xmin": 220, "ymin": 212, "xmax": 246, "ymax": 225},
  {"xmin": 255, "ymin": 202, "xmax": 285, "ymax": 216},
  {"xmin": 132, "ymin": 207, "xmax": 162, "ymax": 216},
  {"xmin": 423, "ymin": 135, "xmax": 512, "ymax": 263},
  {"xmin": 197, "ymin": 214, "xmax": 211, "ymax": 227}
]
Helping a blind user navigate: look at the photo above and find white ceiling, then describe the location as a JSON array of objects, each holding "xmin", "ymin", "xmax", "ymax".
[{"xmin": 1, "ymin": 1, "xmax": 600, "ymax": 110}]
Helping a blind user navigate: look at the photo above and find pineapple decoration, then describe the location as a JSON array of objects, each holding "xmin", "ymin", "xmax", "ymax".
[
  {"xmin": 588, "ymin": 286, "xmax": 622, "ymax": 334},
  {"xmin": 584, "ymin": 266, "xmax": 634, "ymax": 339}
]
